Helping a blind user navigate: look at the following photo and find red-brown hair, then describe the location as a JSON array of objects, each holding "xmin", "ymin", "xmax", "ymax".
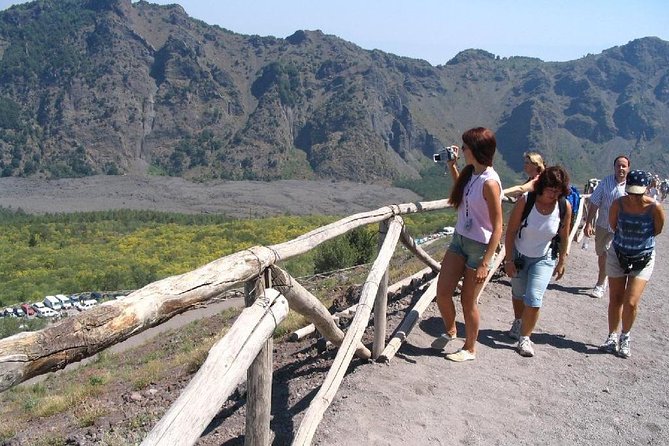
[{"xmin": 449, "ymin": 127, "xmax": 497, "ymax": 208}]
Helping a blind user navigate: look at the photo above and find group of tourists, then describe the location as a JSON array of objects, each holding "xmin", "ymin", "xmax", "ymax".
[{"xmin": 430, "ymin": 127, "xmax": 665, "ymax": 362}]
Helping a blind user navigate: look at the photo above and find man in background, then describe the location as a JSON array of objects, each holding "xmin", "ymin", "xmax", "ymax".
[{"xmin": 583, "ymin": 155, "xmax": 630, "ymax": 298}]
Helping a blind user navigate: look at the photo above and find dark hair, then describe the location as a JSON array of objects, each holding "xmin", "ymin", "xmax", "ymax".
[
  {"xmin": 535, "ymin": 165, "xmax": 570, "ymax": 197},
  {"xmin": 449, "ymin": 127, "xmax": 496, "ymax": 208},
  {"xmin": 613, "ymin": 155, "xmax": 630, "ymax": 167}
]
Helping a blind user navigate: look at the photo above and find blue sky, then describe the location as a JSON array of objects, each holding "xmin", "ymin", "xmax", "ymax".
[{"xmin": 1, "ymin": 0, "xmax": 668, "ymax": 65}]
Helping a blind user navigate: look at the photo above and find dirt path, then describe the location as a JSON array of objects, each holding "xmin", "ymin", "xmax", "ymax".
[{"xmin": 313, "ymin": 213, "xmax": 669, "ymax": 445}]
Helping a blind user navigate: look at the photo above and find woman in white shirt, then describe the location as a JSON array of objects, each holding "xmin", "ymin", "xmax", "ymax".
[{"xmin": 503, "ymin": 166, "xmax": 572, "ymax": 357}]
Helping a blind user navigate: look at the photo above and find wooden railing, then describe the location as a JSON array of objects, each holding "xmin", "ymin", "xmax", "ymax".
[{"xmin": 0, "ymin": 193, "xmax": 588, "ymax": 445}]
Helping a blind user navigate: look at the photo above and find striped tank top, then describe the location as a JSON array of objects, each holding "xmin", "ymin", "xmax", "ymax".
[{"xmin": 612, "ymin": 199, "xmax": 656, "ymax": 256}]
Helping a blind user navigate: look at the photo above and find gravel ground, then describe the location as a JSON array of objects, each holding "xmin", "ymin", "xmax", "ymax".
[{"xmin": 313, "ymin": 210, "xmax": 669, "ymax": 445}]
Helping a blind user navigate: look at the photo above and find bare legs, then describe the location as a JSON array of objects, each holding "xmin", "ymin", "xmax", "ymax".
[
  {"xmin": 607, "ymin": 275, "xmax": 648, "ymax": 333},
  {"xmin": 435, "ymin": 251, "xmax": 483, "ymax": 353},
  {"xmin": 597, "ymin": 252, "xmax": 608, "ymax": 287},
  {"xmin": 512, "ymin": 298, "xmax": 540, "ymax": 337}
]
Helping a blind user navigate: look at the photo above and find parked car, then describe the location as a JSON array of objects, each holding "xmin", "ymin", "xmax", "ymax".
[
  {"xmin": 36, "ymin": 307, "xmax": 59, "ymax": 318},
  {"xmin": 43, "ymin": 295, "xmax": 62, "ymax": 311},
  {"xmin": 20, "ymin": 303, "xmax": 36, "ymax": 316},
  {"xmin": 3, "ymin": 308, "xmax": 16, "ymax": 318},
  {"xmin": 75, "ymin": 299, "xmax": 98, "ymax": 311},
  {"xmin": 55, "ymin": 294, "xmax": 73, "ymax": 309},
  {"xmin": 32, "ymin": 302, "xmax": 46, "ymax": 313},
  {"xmin": 14, "ymin": 307, "xmax": 25, "ymax": 317},
  {"xmin": 90, "ymin": 292, "xmax": 102, "ymax": 300}
]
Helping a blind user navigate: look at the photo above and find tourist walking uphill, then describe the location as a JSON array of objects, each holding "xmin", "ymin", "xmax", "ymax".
[
  {"xmin": 583, "ymin": 155, "xmax": 630, "ymax": 298},
  {"xmin": 503, "ymin": 166, "xmax": 572, "ymax": 357},
  {"xmin": 600, "ymin": 170, "xmax": 665, "ymax": 358},
  {"xmin": 431, "ymin": 127, "xmax": 503, "ymax": 362}
]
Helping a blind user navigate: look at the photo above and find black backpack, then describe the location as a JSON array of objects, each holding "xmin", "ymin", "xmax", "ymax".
[{"xmin": 518, "ymin": 192, "xmax": 567, "ymax": 260}]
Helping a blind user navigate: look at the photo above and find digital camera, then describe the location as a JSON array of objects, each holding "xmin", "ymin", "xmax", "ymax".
[{"xmin": 433, "ymin": 145, "xmax": 457, "ymax": 163}]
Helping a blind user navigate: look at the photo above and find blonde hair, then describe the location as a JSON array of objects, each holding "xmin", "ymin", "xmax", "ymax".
[{"xmin": 524, "ymin": 151, "xmax": 545, "ymax": 173}]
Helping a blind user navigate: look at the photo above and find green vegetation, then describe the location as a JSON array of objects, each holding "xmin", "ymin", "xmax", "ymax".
[
  {"xmin": 394, "ymin": 164, "xmax": 454, "ymax": 200},
  {"xmin": 0, "ymin": 208, "xmax": 334, "ymax": 307},
  {"xmin": 0, "ymin": 204, "xmax": 456, "ymax": 308}
]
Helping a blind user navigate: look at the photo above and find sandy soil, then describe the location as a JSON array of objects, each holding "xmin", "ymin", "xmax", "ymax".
[
  {"xmin": 0, "ymin": 176, "xmax": 421, "ymax": 218},
  {"xmin": 313, "ymin": 217, "xmax": 669, "ymax": 445}
]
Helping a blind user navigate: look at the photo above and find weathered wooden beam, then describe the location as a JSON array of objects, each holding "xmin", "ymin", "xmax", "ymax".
[
  {"xmin": 244, "ymin": 275, "xmax": 272, "ymax": 446},
  {"xmin": 398, "ymin": 226, "xmax": 441, "ymax": 272},
  {"xmin": 379, "ymin": 278, "xmax": 438, "ymax": 362},
  {"xmin": 0, "ymin": 246, "xmax": 279, "ymax": 392},
  {"xmin": 270, "ymin": 200, "xmax": 451, "ymax": 260},
  {"xmin": 373, "ymin": 220, "xmax": 389, "ymax": 359},
  {"xmin": 270, "ymin": 266, "xmax": 370, "ymax": 359},
  {"xmin": 142, "ymin": 289, "xmax": 288, "ymax": 446},
  {"xmin": 292, "ymin": 216, "xmax": 403, "ymax": 446}
]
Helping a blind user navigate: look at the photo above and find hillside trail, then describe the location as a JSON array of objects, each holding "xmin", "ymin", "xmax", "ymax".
[{"xmin": 313, "ymin": 209, "xmax": 669, "ymax": 445}]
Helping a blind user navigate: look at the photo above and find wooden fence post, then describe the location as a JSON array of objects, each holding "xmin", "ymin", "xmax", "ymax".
[
  {"xmin": 373, "ymin": 219, "xmax": 390, "ymax": 359},
  {"xmin": 244, "ymin": 273, "xmax": 273, "ymax": 446}
]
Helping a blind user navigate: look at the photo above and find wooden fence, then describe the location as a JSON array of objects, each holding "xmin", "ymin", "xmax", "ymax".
[{"xmin": 0, "ymin": 193, "xmax": 588, "ymax": 445}]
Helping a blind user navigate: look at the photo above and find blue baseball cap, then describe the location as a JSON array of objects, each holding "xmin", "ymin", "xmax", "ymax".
[{"xmin": 625, "ymin": 170, "xmax": 650, "ymax": 195}]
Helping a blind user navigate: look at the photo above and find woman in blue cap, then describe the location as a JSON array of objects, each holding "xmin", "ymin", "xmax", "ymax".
[{"xmin": 600, "ymin": 170, "xmax": 665, "ymax": 358}]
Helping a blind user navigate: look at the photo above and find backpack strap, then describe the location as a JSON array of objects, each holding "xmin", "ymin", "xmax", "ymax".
[{"xmin": 518, "ymin": 192, "xmax": 536, "ymax": 239}]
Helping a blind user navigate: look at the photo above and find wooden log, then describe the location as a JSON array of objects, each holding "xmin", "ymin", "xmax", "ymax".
[
  {"xmin": 387, "ymin": 266, "xmax": 433, "ymax": 294},
  {"xmin": 292, "ymin": 216, "xmax": 403, "ymax": 446},
  {"xmin": 270, "ymin": 200, "xmax": 451, "ymax": 260},
  {"xmin": 379, "ymin": 277, "xmax": 438, "ymax": 362},
  {"xmin": 474, "ymin": 244, "xmax": 506, "ymax": 304},
  {"xmin": 142, "ymin": 289, "xmax": 288, "ymax": 446},
  {"xmin": 290, "ymin": 265, "xmax": 433, "ymax": 342},
  {"xmin": 270, "ymin": 266, "xmax": 371, "ymax": 360},
  {"xmin": 398, "ymin": 226, "xmax": 441, "ymax": 272},
  {"xmin": 288, "ymin": 305, "xmax": 360, "ymax": 342},
  {"xmin": 245, "ymin": 276, "xmax": 272, "ymax": 446},
  {"xmin": 373, "ymin": 220, "xmax": 389, "ymax": 359},
  {"xmin": 0, "ymin": 246, "xmax": 279, "ymax": 392}
]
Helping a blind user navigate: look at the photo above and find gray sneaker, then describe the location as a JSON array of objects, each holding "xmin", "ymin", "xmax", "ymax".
[
  {"xmin": 517, "ymin": 337, "xmax": 535, "ymax": 357},
  {"xmin": 509, "ymin": 319, "xmax": 521, "ymax": 340},
  {"xmin": 618, "ymin": 334, "xmax": 631, "ymax": 358},
  {"xmin": 599, "ymin": 333, "xmax": 619, "ymax": 354}
]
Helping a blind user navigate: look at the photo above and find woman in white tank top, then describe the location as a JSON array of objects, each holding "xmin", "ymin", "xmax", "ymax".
[{"xmin": 503, "ymin": 166, "xmax": 572, "ymax": 357}]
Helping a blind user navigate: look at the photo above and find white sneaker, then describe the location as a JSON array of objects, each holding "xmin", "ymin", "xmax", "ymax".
[
  {"xmin": 599, "ymin": 333, "xmax": 619, "ymax": 354},
  {"xmin": 509, "ymin": 319, "xmax": 521, "ymax": 340},
  {"xmin": 517, "ymin": 337, "xmax": 535, "ymax": 357},
  {"xmin": 618, "ymin": 334, "xmax": 631, "ymax": 358},
  {"xmin": 591, "ymin": 285, "xmax": 605, "ymax": 299}
]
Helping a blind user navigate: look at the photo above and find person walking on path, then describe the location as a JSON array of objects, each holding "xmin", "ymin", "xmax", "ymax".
[
  {"xmin": 431, "ymin": 127, "xmax": 503, "ymax": 362},
  {"xmin": 503, "ymin": 151, "xmax": 545, "ymax": 199},
  {"xmin": 599, "ymin": 170, "xmax": 665, "ymax": 358},
  {"xmin": 583, "ymin": 155, "xmax": 630, "ymax": 298},
  {"xmin": 503, "ymin": 166, "xmax": 572, "ymax": 357}
]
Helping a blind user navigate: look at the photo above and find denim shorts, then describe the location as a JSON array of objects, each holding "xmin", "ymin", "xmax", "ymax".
[
  {"xmin": 511, "ymin": 249, "xmax": 556, "ymax": 308},
  {"xmin": 447, "ymin": 231, "xmax": 488, "ymax": 270}
]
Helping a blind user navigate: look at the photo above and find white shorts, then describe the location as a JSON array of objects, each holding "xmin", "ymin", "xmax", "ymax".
[{"xmin": 606, "ymin": 247, "xmax": 654, "ymax": 280}]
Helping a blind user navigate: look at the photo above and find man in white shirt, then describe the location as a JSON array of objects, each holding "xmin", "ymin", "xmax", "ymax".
[{"xmin": 583, "ymin": 155, "xmax": 630, "ymax": 298}]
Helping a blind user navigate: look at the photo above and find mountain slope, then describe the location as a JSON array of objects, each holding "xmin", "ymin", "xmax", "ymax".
[{"xmin": 0, "ymin": 0, "xmax": 667, "ymax": 186}]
